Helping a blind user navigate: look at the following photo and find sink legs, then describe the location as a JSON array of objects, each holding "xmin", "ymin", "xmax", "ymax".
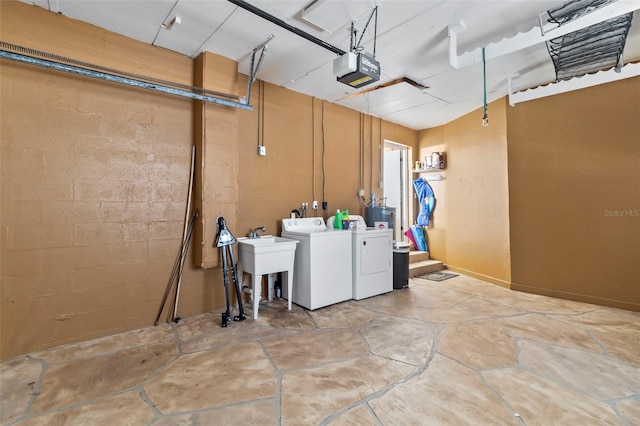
[
  {"xmin": 251, "ymin": 274, "xmax": 261, "ymax": 320},
  {"xmin": 236, "ymin": 265, "xmax": 294, "ymax": 319},
  {"xmin": 284, "ymin": 270, "xmax": 293, "ymax": 311}
]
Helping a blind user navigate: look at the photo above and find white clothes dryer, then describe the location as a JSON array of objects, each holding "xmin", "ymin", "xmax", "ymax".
[
  {"xmin": 281, "ymin": 217, "xmax": 352, "ymax": 310},
  {"xmin": 328, "ymin": 215, "xmax": 393, "ymax": 300}
]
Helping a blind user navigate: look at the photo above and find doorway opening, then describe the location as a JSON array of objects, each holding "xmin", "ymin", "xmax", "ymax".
[{"xmin": 383, "ymin": 140, "xmax": 412, "ymax": 242}]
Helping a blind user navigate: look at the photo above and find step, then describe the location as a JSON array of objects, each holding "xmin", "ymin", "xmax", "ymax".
[
  {"xmin": 409, "ymin": 250, "xmax": 430, "ymax": 263},
  {"xmin": 409, "ymin": 259, "xmax": 444, "ymax": 278}
]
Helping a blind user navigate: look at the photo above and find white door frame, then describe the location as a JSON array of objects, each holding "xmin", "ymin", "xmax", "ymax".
[{"xmin": 383, "ymin": 139, "xmax": 412, "ymax": 242}]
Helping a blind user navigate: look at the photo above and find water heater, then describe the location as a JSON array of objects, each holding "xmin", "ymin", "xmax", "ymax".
[{"xmin": 365, "ymin": 206, "xmax": 395, "ymax": 233}]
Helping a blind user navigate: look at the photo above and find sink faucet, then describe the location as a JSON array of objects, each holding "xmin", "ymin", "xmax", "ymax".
[{"xmin": 248, "ymin": 226, "xmax": 266, "ymax": 239}]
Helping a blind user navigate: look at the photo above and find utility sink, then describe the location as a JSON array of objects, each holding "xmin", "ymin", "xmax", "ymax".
[
  {"xmin": 237, "ymin": 235, "xmax": 275, "ymax": 245},
  {"xmin": 236, "ymin": 236, "xmax": 299, "ymax": 319},
  {"xmin": 237, "ymin": 236, "xmax": 298, "ymax": 271}
]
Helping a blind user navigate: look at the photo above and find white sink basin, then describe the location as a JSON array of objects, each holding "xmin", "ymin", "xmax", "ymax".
[
  {"xmin": 237, "ymin": 236, "xmax": 298, "ymax": 273},
  {"xmin": 237, "ymin": 235, "xmax": 275, "ymax": 245}
]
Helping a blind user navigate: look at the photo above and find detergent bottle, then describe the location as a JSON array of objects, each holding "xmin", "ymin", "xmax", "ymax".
[
  {"xmin": 334, "ymin": 209, "xmax": 343, "ymax": 229},
  {"xmin": 342, "ymin": 209, "xmax": 349, "ymax": 229}
]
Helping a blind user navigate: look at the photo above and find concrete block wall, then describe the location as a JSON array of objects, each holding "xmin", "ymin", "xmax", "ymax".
[
  {"xmin": 0, "ymin": 1, "xmax": 419, "ymax": 359},
  {"xmin": 0, "ymin": 1, "xmax": 214, "ymax": 359},
  {"xmin": 0, "ymin": 62, "xmax": 202, "ymax": 357}
]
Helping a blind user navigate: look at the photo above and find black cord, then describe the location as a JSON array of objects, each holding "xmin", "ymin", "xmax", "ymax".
[
  {"xmin": 257, "ymin": 80, "xmax": 262, "ymax": 146},
  {"xmin": 355, "ymin": 7, "xmax": 378, "ymax": 55},
  {"xmin": 370, "ymin": 115, "xmax": 373, "ymax": 195},
  {"xmin": 261, "ymin": 80, "xmax": 265, "ymax": 146},
  {"xmin": 321, "ymin": 101, "xmax": 326, "ymax": 205},
  {"xmin": 350, "ymin": 20, "xmax": 355, "ymax": 53},
  {"xmin": 360, "ymin": 113, "xmax": 364, "ymax": 192},
  {"xmin": 373, "ymin": 6, "xmax": 378, "ymax": 57},
  {"xmin": 312, "ymin": 97, "xmax": 315, "ymax": 202}
]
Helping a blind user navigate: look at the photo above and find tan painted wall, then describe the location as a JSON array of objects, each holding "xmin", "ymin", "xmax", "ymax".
[
  {"xmin": 417, "ymin": 100, "xmax": 512, "ymax": 286},
  {"xmin": 415, "ymin": 126, "xmax": 447, "ymax": 261},
  {"xmin": 418, "ymin": 79, "xmax": 639, "ymax": 311},
  {"xmin": 236, "ymin": 81, "xmax": 418, "ymax": 237},
  {"xmin": 507, "ymin": 77, "xmax": 640, "ymax": 311},
  {"xmin": 0, "ymin": 1, "xmax": 218, "ymax": 360},
  {"xmin": 0, "ymin": 1, "xmax": 418, "ymax": 359}
]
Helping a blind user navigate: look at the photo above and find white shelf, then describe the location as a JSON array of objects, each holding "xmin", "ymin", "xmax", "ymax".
[{"xmin": 412, "ymin": 168, "xmax": 445, "ymax": 173}]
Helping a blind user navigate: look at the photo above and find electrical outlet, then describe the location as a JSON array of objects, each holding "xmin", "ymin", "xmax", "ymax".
[
  {"xmin": 312, "ymin": 200, "xmax": 318, "ymax": 209},
  {"xmin": 257, "ymin": 145, "xmax": 266, "ymax": 156},
  {"xmin": 358, "ymin": 189, "xmax": 364, "ymax": 196}
]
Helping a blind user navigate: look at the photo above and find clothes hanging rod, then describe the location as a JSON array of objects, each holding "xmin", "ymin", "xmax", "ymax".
[
  {"xmin": 0, "ymin": 41, "xmax": 253, "ymax": 110},
  {"xmin": 226, "ymin": 0, "xmax": 346, "ymax": 56}
]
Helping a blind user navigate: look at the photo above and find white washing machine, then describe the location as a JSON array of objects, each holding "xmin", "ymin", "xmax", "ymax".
[
  {"xmin": 281, "ymin": 217, "xmax": 352, "ymax": 310},
  {"xmin": 328, "ymin": 215, "xmax": 393, "ymax": 300}
]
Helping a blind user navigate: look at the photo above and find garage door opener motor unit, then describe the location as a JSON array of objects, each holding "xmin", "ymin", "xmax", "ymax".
[
  {"xmin": 334, "ymin": 52, "xmax": 380, "ymax": 88},
  {"xmin": 333, "ymin": 7, "xmax": 380, "ymax": 89}
]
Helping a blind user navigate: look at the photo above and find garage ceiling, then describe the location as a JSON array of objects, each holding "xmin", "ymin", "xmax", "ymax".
[{"xmin": 19, "ymin": 0, "xmax": 640, "ymax": 130}]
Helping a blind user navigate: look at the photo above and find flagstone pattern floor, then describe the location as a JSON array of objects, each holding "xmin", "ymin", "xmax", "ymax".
[{"xmin": 2, "ymin": 274, "xmax": 639, "ymax": 425}]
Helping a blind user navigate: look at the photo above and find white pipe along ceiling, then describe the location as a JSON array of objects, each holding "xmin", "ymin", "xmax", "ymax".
[{"xmin": 16, "ymin": 0, "xmax": 640, "ymax": 130}]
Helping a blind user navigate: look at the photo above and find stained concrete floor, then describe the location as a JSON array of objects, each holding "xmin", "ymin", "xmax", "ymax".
[{"xmin": 2, "ymin": 273, "xmax": 639, "ymax": 425}]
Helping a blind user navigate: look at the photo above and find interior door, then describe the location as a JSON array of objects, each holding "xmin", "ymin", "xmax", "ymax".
[
  {"xmin": 383, "ymin": 148, "xmax": 403, "ymax": 241},
  {"xmin": 383, "ymin": 140, "xmax": 413, "ymax": 241}
]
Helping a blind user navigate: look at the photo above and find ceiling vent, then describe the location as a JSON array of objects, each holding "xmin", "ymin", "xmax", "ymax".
[{"xmin": 301, "ymin": 0, "xmax": 376, "ymax": 33}]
